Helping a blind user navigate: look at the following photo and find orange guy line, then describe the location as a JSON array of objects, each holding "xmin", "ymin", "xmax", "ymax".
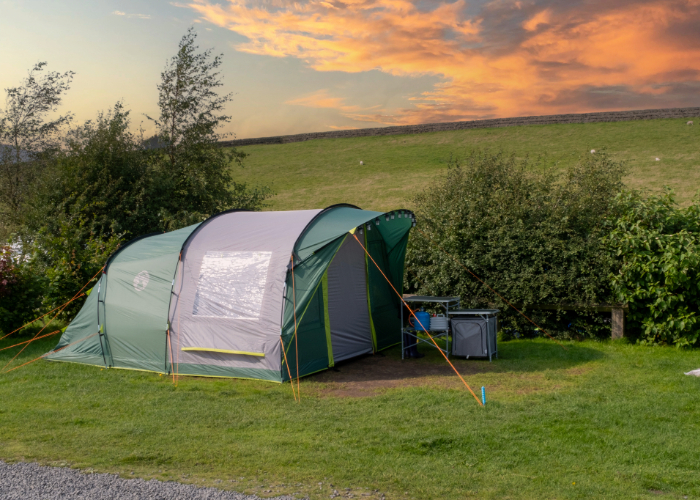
[
  {"xmin": 176, "ymin": 256, "xmax": 182, "ymax": 387},
  {"xmin": 1, "ymin": 304, "xmax": 69, "ymax": 341},
  {"xmin": 352, "ymin": 233, "xmax": 483, "ymax": 407},
  {"xmin": 280, "ymin": 336, "xmax": 298, "ymax": 401},
  {"xmin": 1, "ymin": 293, "xmax": 84, "ymax": 372},
  {"xmin": 2, "ymin": 266, "xmax": 103, "ymax": 372},
  {"xmin": 167, "ymin": 330, "xmax": 175, "ymax": 384},
  {"xmin": 4, "ymin": 332, "xmax": 99, "ymax": 375},
  {"xmin": 0, "ymin": 330, "xmax": 61, "ymax": 352}
]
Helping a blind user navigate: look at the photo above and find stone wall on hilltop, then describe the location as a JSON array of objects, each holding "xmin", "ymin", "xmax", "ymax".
[{"xmin": 220, "ymin": 107, "xmax": 700, "ymax": 147}]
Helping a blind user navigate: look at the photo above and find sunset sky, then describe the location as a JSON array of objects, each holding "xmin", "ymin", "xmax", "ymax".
[{"xmin": 2, "ymin": 0, "xmax": 699, "ymax": 138}]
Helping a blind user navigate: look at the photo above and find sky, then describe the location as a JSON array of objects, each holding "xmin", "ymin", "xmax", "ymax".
[{"xmin": 2, "ymin": 0, "xmax": 699, "ymax": 139}]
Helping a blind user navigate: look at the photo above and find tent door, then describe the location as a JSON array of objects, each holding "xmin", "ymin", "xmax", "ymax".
[{"xmin": 326, "ymin": 236, "xmax": 373, "ymax": 363}]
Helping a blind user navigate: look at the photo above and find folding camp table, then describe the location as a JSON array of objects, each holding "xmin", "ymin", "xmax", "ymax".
[{"xmin": 401, "ymin": 295, "xmax": 460, "ymax": 359}]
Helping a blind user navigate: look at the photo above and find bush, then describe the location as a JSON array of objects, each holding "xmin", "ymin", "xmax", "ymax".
[
  {"xmin": 607, "ymin": 191, "xmax": 700, "ymax": 347},
  {"xmin": 405, "ymin": 151, "xmax": 626, "ymax": 339},
  {"xmin": 0, "ymin": 246, "xmax": 16, "ymax": 297},
  {"xmin": 0, "ymin": 246, "xmax": 43, "ymax": 336},
  {"xmin": 31, "ymin": 218, "xmax": 120, "ymax": 318}
]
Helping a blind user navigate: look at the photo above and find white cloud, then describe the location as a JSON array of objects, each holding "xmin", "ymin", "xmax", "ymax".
[{"xmin": 111, "ymin": 10, "xmax": 151, "ymax": 19}]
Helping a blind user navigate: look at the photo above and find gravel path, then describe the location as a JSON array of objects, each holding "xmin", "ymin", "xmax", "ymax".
[{"xmin": 0, "ymin": 460, "xmax": 300, "ymax": 500}]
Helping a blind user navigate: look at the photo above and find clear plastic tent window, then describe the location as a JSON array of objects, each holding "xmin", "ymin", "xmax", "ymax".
[{"xmin": 192, "ymin": 251, "xmax": 272, "ymax": 319}]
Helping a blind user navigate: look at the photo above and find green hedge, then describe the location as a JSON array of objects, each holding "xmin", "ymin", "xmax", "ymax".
[
  {"xmin": 607, "ymin": 191, "xmax": 700, "ymax": 347},
  {"xmin": 405, "ymin": 151, "xmax": 625, "ymax": 340},
  {"xmin": 407, "ymin": 151, "xmax": 700, "ymax": 346}
]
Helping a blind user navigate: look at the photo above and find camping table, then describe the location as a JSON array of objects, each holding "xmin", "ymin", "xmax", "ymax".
[
  {"xmin": 401, "ymin": 295, "xmax": 461, "ymax": 359},
  {"xmin": 448, "ymin": 309, "xmax": 500, "ymax": 361}
]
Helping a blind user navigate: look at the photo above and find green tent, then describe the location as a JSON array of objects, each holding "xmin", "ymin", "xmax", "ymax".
[{"xmin": 47, "ymin": 205, "xmax": 415, "ymax": 382}]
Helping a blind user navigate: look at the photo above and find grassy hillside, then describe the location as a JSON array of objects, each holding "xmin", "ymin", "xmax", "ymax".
[{"xmin": 231, "ymin": 117, "xmax": 700, "ymax": 212}]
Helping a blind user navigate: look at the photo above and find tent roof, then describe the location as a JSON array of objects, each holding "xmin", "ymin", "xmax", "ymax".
[
  {"xmin": 295, "ymin": 206, "xmax": 383, "ymax": 261},
  {"xmin": 294, "ymin": 205, "xmax": 414, "ymax": 261},
  {"xmin": 104, "ymin": 224, "xmax": 201, "ymax": 274},
  {"xmin": 105, "ymin": 205, "xmax": 414, "ymax": 273}
]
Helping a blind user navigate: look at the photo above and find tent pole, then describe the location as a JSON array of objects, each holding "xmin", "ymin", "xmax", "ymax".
[{"xmin": 291, "ymin": 254, "xmax": 300, "ymax": 401}]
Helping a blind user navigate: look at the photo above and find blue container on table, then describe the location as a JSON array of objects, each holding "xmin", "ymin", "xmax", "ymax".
[{"xmin": 414, "ymin": 311, "xmax": 431, "ymax": 331}]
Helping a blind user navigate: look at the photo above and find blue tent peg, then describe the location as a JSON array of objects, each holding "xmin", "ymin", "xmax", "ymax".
[{"xmin": 481, "ymin": 386, "xmax": 486, "ymax": 405}]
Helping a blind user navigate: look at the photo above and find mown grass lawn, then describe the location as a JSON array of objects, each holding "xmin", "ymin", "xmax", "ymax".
[
  {"xmin": 2, "ymin": 334, "xmax": 699, "ymax": 499},
  {"xmin": 232, "ymin": 117, "xmax": 700, "ymax": 212}
]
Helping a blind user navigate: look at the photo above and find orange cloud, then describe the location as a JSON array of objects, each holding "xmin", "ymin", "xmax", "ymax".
[
  {"xmin": 185, "ymin": 0, "xmax": 700, "ymax": 126},
  {"xmin": 286, "ymin": 89, "xmax": 360, "ymax": 112},
  {"xmin": 523, "ymin": 9, "xmax": 552, "ymax": 31}
]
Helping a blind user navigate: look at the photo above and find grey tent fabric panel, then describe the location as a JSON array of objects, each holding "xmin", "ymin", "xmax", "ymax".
[
  {"xmin": 327, "ymin": 236, "xmax": 373, "ymax": 363},
  {"xmin": 170, "ymin": 210, "xmax": 321, "ymax": 376}
]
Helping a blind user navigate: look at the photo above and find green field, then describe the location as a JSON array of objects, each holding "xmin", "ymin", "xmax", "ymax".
[
  {"xmin": 233, "ymin": 117, "xmax": 700, "ymax": 212},
  {"xmin": 2, "ymin": 334, "xmax": 700, "ymax": 499}
]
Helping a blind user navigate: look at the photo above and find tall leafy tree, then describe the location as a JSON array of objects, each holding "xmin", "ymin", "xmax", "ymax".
[
  {"xmin": 24, "ymin": 103, "xmax": 142, "ymax": 316},
  {"xmin": 0, "ymin": 62, "xmax": 74, "ymax": 236},
  {"xmin": 147, "ymin": 28, "xmax": 268, "ymax": 230}
]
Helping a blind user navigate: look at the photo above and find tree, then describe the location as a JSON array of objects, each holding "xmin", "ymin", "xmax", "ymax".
[
  {"xmin": 0, "ymin": 62, "xmax": 74, "ymax": 236},
  {"xmin": 25, "ymin": 102, "xmax": 152, "ymax": 316},
  {"xmin": 3, "ymin": 32, "xmax": 270, "ymax": 324},
  {"xmin": 34, "ymin": 102, "xmax": 155, "ymax": 240},
  {"xmin": 147, "ymin": 28, "xmax": 268, "ymax": 229}
]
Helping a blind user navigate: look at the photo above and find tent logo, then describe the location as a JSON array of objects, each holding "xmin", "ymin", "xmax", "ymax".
[{"xmin": 133, "ymin": 270, "xmax": 150, "ymax": 292}]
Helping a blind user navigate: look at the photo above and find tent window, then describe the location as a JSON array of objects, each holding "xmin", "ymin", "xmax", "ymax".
[{"xmin": 193, "ymin": 251, "xmax": 272, "ymax": 319}]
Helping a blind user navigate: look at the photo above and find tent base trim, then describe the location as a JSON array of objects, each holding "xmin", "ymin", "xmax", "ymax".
[
  {"xmin": 377, "ymin": 341, "xmax": 402, "ymax": 352},
  {"xmin": 47, "ymin": 358, "xmax": 168, "ymax": 375},
  {"xmin": 44, "ymin": 358, "xmax": 106, "ymax": 369},
  {"xmin": 170, "ymin": 371, "xmax": 282, "ymax": 383},
  {"xmin": 176, "ymin": 363, "xmax": 282, "ymax": 382},
  {"xmin": 282, "ymin": 364, "xmax": 332, "ymax": 382},
  {"xmin": 46, "ymin": 358, "xmax": 284, "ymax": 383}
]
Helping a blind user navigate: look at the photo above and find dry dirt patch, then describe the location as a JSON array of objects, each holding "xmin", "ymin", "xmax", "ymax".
[
  {"xmin": 304, "ymin": 354, "xmax": 497, "ymax": 398},
  {"xmin": 302, "ymin": 354, "xmax": 595, "ymax": 398}
]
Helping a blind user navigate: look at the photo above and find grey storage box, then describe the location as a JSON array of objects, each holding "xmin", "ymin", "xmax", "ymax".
[{"xmin": 449, "ymin": 310, "xmax": 498, "ymax": 361}]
